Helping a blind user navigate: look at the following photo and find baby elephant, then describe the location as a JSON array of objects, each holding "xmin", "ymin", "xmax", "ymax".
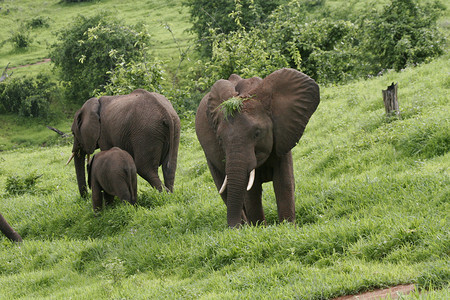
[{"xmin": 87, "ymin": 147, "xmax": 137, "ymax": 211}]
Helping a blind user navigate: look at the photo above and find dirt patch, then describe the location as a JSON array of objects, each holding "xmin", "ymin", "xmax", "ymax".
[
  {"xmin": 8, "ymin": 58, "xmax": 51, "ymax": 70},
  {"xmin": 333, "ymin": 284, "xmax": 416, "ymax": 300}
]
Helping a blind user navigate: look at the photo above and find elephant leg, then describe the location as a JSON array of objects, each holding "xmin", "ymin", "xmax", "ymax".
[
  {"xmin": 104, "ymin": 192, "xmax": 115, "ymax": 206},
  {"xmin": 115, "ymin": 182, "xmax": 135, "ymax": 206},
  {"xmin": 272, "ymin": 152, "xmax": 295, "ymax": 223},
  {"xmin": 244, "ymin": 175, "xmax": 265, "ymax": 225},
  {"xmin": 92, "ymin": 182, "xmax": 104, "ymax": 212},
  {"xmin": 135, "ymin": 157, "xmax": 165, "ymax": 192}
]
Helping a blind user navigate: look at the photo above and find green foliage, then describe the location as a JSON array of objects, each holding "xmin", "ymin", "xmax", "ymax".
[
  {"xmin": 9, "ymin": 28, "xmax": 33, "ymax": 49},
  {"xmin": 49, "ymin": 14, "xmax": 153, "ymax": 103},
  {"xmin": 196, "ymin": 0, "xmax": 446, "ymax": 85},
  {"xmin": 96, "ymin": 53, "xmax": 164, "ymax": 97},
  {"xmin": 358, "ymin": 0, "xmax": 446, "ymax": 73},
  {"xmin": 218, "ymin": 96, "xmax": 246, "ymax": 119},
  {"xmin": 183, "ymin": 0, "xmax": 286, "ymax": 56},
  {"xmin": 25, "ymin": 16, "xmax": 51, "ymax": 29},
  {"xmin": 5, "ymin": 172, "xmax": 41, "ymax": 195},
  {"xmin": 0, "ymin": 74, "xmax": 55, "ymax": 117}
]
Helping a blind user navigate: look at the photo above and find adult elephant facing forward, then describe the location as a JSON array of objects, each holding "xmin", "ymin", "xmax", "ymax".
[
  {"xmin": 68, "ymin": 89, "xmax": 180, "ymax": 197},
  {"xmin": 195, "ymin": 68, "xmax": 320, "ymax": 227}
]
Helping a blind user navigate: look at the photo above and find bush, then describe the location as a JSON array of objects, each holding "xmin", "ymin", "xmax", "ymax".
[
  {"xmin": 192, "ymin": 0, "xmax": 445, "ymax": 85},
  {"xmin": 9, "ymin": 29, "xmax": 33, "ymax": 49},
  {"xmin": 49, "ymin": 14, "xmax": 154, "ymax": 103},
  {"xmin": 25, "ymin": 16, "xmax": 51, "ymax": 29},
  {"xmin": 358, "ymin": 0, "xmax": 446, "ymax": 72},
  {"xmin": 0, "ymin": 74, "xmax": 55, "ymax": 118},
  {"xmin": 96, "ymin": 54, "xmax": 164, "ymax": 97},
  {"xmin": 5, "ymin": 173, "xmax": 42, "ymax": 195},
  {"xmin": 183, "ymin": 0, "xmax": 285, "ymax": 57}
]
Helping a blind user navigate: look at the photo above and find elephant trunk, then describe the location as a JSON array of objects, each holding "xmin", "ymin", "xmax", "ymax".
[
  {"xmin": 225, "ymin": 152, "xmax": 256, "ymax": 227},
  {"xmin": 0, "ymin": 213, "xmax": 22, "ymax": 242},
  {"xmin": 74, "ymin": 150, "xmax": 88, "ymax": 197}
]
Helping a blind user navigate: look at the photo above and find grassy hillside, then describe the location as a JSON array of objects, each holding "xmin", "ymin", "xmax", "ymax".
[
  {"xmin": 0, "ymin": 50, "xmax": 449, "ymax": 298},
  {"xmin": 0, "ymin": 0, "xmax": 193, "ymax": 74},
  {"xmin": 1, "ymin": 0, "xmax": 449, "ymax": 298}
]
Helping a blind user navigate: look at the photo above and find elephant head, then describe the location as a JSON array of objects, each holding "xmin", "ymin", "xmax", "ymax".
[
  {"xmin": 196, "ymin": 68, "xmax": 320, "ymax": 227},
  {"xmin": 68, "ymin": 97, "xmax": 101, "ymax": 197}
]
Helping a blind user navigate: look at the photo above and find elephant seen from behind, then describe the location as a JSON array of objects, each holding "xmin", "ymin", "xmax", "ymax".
[
  {"xmin": 68, "ymin": 89, "xmax": 180, "ymax": 197},
  {"xmin": 87, "ymin": 147, "xmax": 137, "ymax": 211},
  {"xmin": 195, "ymin": 68, "xmax": 320, "ymax": 227}
]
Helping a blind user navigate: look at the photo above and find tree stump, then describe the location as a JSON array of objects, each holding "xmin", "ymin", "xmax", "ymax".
[{"xmin": 382, "ymin": 82, "xmax": 399, "ymax": 117}]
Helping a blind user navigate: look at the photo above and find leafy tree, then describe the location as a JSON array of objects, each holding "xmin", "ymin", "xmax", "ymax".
[
  {"xmin": 183, "ymin": 0, "xmax": 286, "ymax": 56},
  {"xmin": 193, "ymin": 0, "xmax": 445, "ymax": 85},
  {"xmin": 49, "ymin": 14, "xmax": 154, "ymax": 103},
  {"xmin": 358, "ymin": 0, "xmax": 446, "ymax": 72},
  {"xmin": 96, "ymin": 53, "xmax": 164, "ymax": 97}
]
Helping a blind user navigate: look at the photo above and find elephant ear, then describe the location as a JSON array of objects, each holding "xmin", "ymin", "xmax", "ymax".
[
  {"xmin": 228, "ymin": 74, "xmax": 242, "ymax": 86},
  {"xmin": 235, "ymin": 77, "xmax": 262, "ymax": 97},
  {"xmin": 72, "ymin": 97, "xmax": 100, "ymax": 154},
  {"xmin": 255, "ymin": 68, "xmax": 320, "ymax": 155},
  {"xmin": 206, "ymin": 79, "xmax": 238, "ymax": 130}
]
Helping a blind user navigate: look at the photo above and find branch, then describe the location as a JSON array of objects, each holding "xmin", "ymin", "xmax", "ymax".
[
  {"xmin": 0, "ymin": 63, "xmax": 13, "ymax": 82},
  {"xmin": 47, "ymin": 126, "xmax": 72, "ymax": 138}
]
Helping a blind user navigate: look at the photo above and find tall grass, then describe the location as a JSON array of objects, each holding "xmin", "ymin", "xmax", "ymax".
[{"xmin": 0, "ymin": 50, "xmax": 448, "ymax": 298}]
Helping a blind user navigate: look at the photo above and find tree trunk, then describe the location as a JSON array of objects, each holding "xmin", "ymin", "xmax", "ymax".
[{"xmin": 382, "ymin": 82, "xmax": 400, "ymax": 117}]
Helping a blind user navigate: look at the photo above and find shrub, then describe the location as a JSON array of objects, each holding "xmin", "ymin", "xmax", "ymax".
[
  {"xmin": 9, "ymin": 29, "xmax": 33, "ymax": 48},
  {"xmin": 183, "ymin": 0, "xmax": 285, "ymax": 57},
  {"xmin": 25, "ymin": 16, "xmax": 51, "ymax": 28},
  {"xmin": 5, "ymin": 173, "xmax": 42, "ymax": 195},
  {"xmin": 193, "ymin": 0, "xmax": 445, "ymax": 85},
  {"xmin": 49, "ymin": 14, "xmax": 153, "ymax": 103},
  {"xmin": 358, "ymin": 0, "xmax": 446, "ymax": 73},
  {"xmin": 0, "ymin": 74, "xmax": 55, "ymax": 118},
  {"xmin": 96, "ymin": 53, "xmax": 164, "ymax": 97}
]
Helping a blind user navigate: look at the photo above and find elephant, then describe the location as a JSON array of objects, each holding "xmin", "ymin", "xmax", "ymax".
[
  {"xmin": 195, "ymin": 68, "xmax": 320, "ymax": 227},
  {"xmin": 68, "ymin": 89, "xmax": 180, "ymax": 197},
  {"xmin": 0, "ymin": 212, "xmax": 22, "ymax": 242},
  {"xmin": 87, "ymin": 147, "xmax": 137, "ymax": 211}
]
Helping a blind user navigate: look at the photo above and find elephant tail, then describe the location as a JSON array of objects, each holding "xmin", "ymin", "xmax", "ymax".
[{"xmin": 163, "ymin": 110, "xmax": 180, "ymax": 192}]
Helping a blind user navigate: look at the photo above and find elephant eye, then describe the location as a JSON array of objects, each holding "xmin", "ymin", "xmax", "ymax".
[{"xmin": 253, "ymin": 129, "xmax": 261, "ymax": 139}]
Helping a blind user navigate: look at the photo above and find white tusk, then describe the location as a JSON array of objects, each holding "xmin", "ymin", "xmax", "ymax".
[
  {"xmin": 66, "ymin": 152, "xmax": 75, "ymax": 165},
  {"xmin": 247, "ymin": 169, "xmax": 255, "ymax": 191},
  {"xmin": 219, "ymin": 176, "xmax": 228, "ymax": 194},
  {"xmin": 86, "ymin": 154, "xmax": 90, "ymax": 164}
]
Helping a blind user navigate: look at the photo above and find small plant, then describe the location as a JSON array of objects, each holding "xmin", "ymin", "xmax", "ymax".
[
  {"xmin": 9, "ymin": 29, "xmax": 33, "ymax": 49},
  {"xmin": 26, "ymin": 16, "xmax": 51, "ymax": 28},
  {"xmin": 5, "ymin": 173, "xmax": 42, "ymax": 195}
]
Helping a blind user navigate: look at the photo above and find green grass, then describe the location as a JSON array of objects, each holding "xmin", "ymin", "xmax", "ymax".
[
  {"xmin": 0, "ymin": 0, "xmax": 449, "ymax": 298},
  {"xmin": 0, "ymin": 0, "xmax": 194, "ymax": 76},
  {"xmin": 0, "ymin": 52, "xmax": 449, "ymax": 298}
]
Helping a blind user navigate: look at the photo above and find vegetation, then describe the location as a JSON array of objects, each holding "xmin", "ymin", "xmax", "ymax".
[
  {"xmin": 0, "ymin": 0, "xmax": 449, "ymax": 298},
  {"xmin": 0, "ymin": 73, "xmax": 55, "ymax": 118},
  {"xmin": 218, "ymin": 96, "xmax": 246, "ymax": 119},
  {"xmin": 183, "ymin": 0, "xmax": 286, "ymax": 56},
  {"xmin": 194, "ymin": 0, "xmax": 446, "ymax": 86},
  {"xmin": 49, "ymin": 14, "xmax": 157, "ymax": 103}
]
